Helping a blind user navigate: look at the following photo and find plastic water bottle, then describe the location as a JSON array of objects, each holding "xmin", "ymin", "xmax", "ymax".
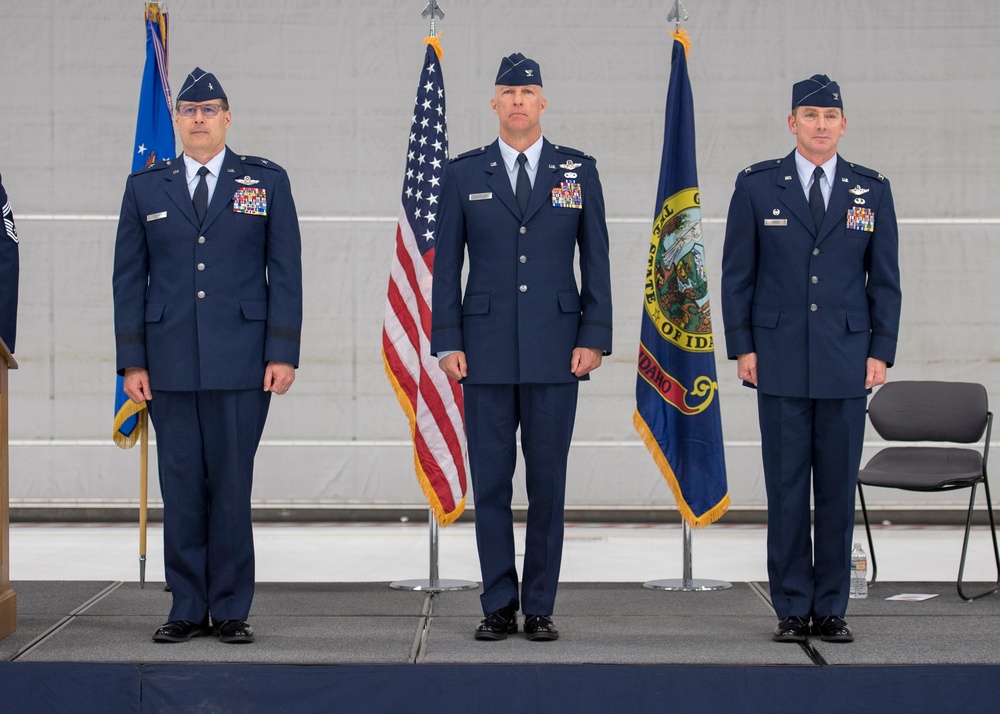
[{"xmin": 850, "ymin": 542, "xmax": 868, "ymax": 599}]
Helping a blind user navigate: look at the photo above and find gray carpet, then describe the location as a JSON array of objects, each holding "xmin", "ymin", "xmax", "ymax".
[{"xmin": 4, "ymin": 581, "xmax": 999, "ymax": 666}]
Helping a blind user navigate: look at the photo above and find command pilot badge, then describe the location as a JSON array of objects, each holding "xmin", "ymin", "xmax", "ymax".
[
  {"xmin": 849, "ymin": 185, "xmax": 870, "ymax": 196},
  {"xmin": 233, "ymin": 186, "xmax": 267, "ymax": 216},
  {"xmin": 559, "ymin": 160, "xmax": 582, "ymax": 171},
  {"xmin": 235, "ymin": 175, "xmax": 260, "ymax": 186}
]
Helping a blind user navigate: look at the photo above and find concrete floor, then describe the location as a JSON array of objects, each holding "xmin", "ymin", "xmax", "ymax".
[{"xmin": 9, "ymin": 521, "xmax": 999, "ymax": 586}]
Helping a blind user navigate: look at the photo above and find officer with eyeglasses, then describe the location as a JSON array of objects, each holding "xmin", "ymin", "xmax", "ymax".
[{"xmin": 113, "ymin": 67, "xmax": 303, "ymax": 645}]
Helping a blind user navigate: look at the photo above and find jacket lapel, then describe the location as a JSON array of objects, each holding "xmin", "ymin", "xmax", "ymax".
[
  {"xmin": 201, "ymin": 147, "xmax": 241, "ymax": 231},
  {"xmin": 522, "ymin": 139, "xmax": 558, "ymax": 224},
  {"xmin": 484, "ymin": 141, "xmax": 521, "ymax": 219},
  {"xmin": 164, "ymin": 154, "xmax": 200, "ymax": 229},
  {"xmin": 776, "ymin": 150, "xmax": 814, "ymax": 234},
  {"xmin": 815, "ymin": 154, "xmax": 850, "ymax": 246}
]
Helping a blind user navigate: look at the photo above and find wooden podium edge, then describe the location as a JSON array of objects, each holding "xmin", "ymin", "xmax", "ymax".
[{"xmin": 1, "ymin": 337, "xmax": 17, "ymax": 640}]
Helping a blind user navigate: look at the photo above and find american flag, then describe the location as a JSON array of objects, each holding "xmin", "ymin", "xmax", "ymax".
[{"xmin": 382, "ymin": 42, "xmax": 467, "ymax": 526}]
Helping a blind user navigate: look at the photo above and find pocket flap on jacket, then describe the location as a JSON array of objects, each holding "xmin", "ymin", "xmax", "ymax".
[
  {"xmin": 240, "ymin": 300, "xmax": 268, "ymax": 321},
  {"xmin": 144, "ymin": 303, "xmax": 165, "ymax": 323},
  {"xmin": 557, "ymin": 291, "xmax": 581, "ymax": 313},
  {"xmin": 462, "ymin": 293, "xmax": 490, "ymax": 315},
  {"xmin": 751, "ymin": 305, "xmax": 780, "ymax": 328},
  {"xmin": 846, "ymin": 310, "xmax": 871, "ymax": 332}
]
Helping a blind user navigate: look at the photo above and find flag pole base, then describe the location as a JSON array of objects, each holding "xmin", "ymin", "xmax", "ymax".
[
  {"xmin": 643, "ymin": 578, "xmax": 731, "ymax": 592},
  {"xmin": 389, "ymin": 579, "xmax": 478, "ymax": 593},
  {"xmin": 139, "ymin": 556, "xmax": 146, "ymax": 590}
]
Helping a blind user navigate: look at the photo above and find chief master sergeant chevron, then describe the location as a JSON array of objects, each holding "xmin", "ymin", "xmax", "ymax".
[
  {"xmin": 431, "ymin": 53, "xmax": 613, "ymax": 642},
  {"xmin": 720, "ymin": 74, "xmax": 901, "ymax": 644},
  {"xmin": 113, "ymin": 68, "xmax": 302, "ymax": 645}
]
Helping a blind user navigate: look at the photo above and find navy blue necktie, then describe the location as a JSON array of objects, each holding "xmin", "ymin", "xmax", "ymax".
[
  {"xmin": 193, "ymin": 165, "xmax": 209, "ymax": 224},
  {"xmin": 516, "ymin": 153, "xmax": 531, "ymax": 216},
  {"xmin": 809, "ymin": 166, "xmax": 825, "ymax": 232}
]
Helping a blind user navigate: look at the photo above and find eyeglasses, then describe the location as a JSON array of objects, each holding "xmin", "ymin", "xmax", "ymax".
[{"xmin": 176, "ymin": 103, "xmax": 225, "ymax": 118}]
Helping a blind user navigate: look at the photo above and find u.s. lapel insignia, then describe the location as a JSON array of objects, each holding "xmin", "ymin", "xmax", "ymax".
[
  {"xmin": 548, "ymin": 164, "xmax": 556, "ymax": 169},
  {"xmin": 235, "ymin": 175, "xmax": 260, "ymax": 186},
  {"xmin": 490, "ymin": 162, "xmax": 497, "ymax": 167},
  {"xmin": 227, "ymin": 168, "xmax": 236, "ymax": 173},
  {"xmin": 849, "ymin": 185, "xmax": 870, "ymax": 196},
  {"xmin": 559, "ymin": 160, "xmax": 582, "ymax": 171}
]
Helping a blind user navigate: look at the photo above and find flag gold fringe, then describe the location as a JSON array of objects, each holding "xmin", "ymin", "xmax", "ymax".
[
  {"xmin": 423, "ymin": 34, "xmax": 444, "ymax": 60},
  {"xmin": 382, "ymin": 347, "xmax": 465, "ymax": 527},
  {"xmin": 633, "ymin": 409, "xmax": 730, "ymax": 529},
  {"xmin": 672, "ymin": 27, "xmax": 691, "ymax": 59},
  {"xmin": 113, "ymin": 399, "xmax": 147, "ymax": 449}
]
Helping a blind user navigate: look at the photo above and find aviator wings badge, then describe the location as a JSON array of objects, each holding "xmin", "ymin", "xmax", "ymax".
[
  {"xmin": 849, "ymin": 185, "xmax": 870, "ymax": 196},
  {"xmin": 559, "ymin": 160, "xmax": 582, "ymax": 171},
  {"xmin": 235, "ymin": 176, "xmax": 260, "ymax": 186}
]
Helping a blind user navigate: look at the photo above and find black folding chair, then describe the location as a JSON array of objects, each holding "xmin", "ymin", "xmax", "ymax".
[{"xmin": 857, "ymin": 381, "xmax": 999, "ymax": 600}]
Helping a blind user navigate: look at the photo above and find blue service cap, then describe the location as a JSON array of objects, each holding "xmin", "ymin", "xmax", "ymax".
[
  {"xmin": 791, "ymin": 74, "xmax": 842, "ymax": 110},
  {"xmin": 176, "ymin": 67, "xmax": 227, "ymax": 103},
  {"xmin": 495, "ymin": 53, "xmax": 542, "ymax": 87}
]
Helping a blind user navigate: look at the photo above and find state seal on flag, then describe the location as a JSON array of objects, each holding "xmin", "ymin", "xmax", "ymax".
[{"xmin": 644, "ymin": 187, "xmax": 714, "ymax": 353}]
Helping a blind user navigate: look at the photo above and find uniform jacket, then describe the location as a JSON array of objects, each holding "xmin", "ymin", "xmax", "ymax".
[
  {"xmin": 113, "ymin": 147, "xmax": 302, "ymax": 391},
  {"xmin": 431, "ymin": 138, "xmax": 613, "ymax": 384},
  {"xmin": 0, "ymin": 175, "xmax": 18, "ymax": 353},
  {"xmin": 721, "ymin": 150, "xmax": 901, "ymax": 399}
]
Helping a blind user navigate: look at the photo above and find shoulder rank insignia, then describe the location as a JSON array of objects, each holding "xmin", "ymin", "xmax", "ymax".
[
  {"xmin": 235, "ymin": 175, "xmax": 260, "ymax": 186},
  {"xmin": 849, "ymin": 185, "xmax": 870, "ymax": 196},
  {"xmin": 559, "ymin": 160, "xmax": 582, "ymax": 171}
]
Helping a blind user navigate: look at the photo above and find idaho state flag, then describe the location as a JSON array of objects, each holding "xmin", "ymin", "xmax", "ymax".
[
  {"xmin": 633, "ymin": 29, "xmax": 729, "ymax": 527},
  {"xmin": 113, "ymin": 3, "xmax": 174, "ymax": 448}
]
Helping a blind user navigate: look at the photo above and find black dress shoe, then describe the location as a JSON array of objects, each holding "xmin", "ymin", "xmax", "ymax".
[
  {"xmin": 772, "ymin": 616, "xmax": 809, "ymax": 643},
  {"xmin": 216, "ymin": 619, "xmax": 255, "ymax": 644},
  {"xmin": 812, "ymin": 615, "xmax": 854, "ymax": 643},
  {"xmin": 474, "ymin": 605, "xmax": 518, "ymax": 641},
  {"xmin": 152, "ymin": 620, "xmax": 209, "ymax": 643},
  {"xmin": 523, "ymin": 615, "xmax": 559, "ymax": 642}
]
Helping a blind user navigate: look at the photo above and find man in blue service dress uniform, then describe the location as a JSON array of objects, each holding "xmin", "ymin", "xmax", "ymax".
[
  {"xmin": 721, "ymin": 75, "xmax": 901, "ymax": 643},
  {"xmin": 431, "ymin": 53, "xmax": 613, "ymax": 642},
  {"xmin": 113, "ymin": 68, "xmax": 302, "ymax": 644},
  {"xmin": 0, "ymin": 174, "xmax": 18, "ymax": 353}
]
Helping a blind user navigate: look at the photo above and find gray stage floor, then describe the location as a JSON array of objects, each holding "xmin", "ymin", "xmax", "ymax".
[{"xmin": 3, "ymin": 580, "xmax": 1000, "ymax": 666}]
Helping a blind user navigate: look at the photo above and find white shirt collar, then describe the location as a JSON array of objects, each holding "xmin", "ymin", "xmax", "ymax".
[
  {"xmin": 183, "ymin": 148, "xmax": 227, "ymax": 182},
  {"xmin": 498, "ymin": 135, "xmax": 544, "ymax": 172},
  {"xmin": 794, "ymin": 150, "xmax": 837, "ymax": 190}
]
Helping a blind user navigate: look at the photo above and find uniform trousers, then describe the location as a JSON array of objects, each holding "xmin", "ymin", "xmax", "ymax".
[
  {"xmin": 758, "ymin": 393, "xmax": 867, "ymax": 620},
  {"xmin": 463, "ymin": 382, "xmax": 579, "ymax": 616},
  {"xmin": 148, "ymin": 388, "xmax": 270, "ymax": 624}
]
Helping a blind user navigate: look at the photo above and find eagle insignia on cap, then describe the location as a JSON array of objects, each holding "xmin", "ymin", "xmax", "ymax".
[
  {"xmin": 849, "ymin": 185, "xmax": 870, "ymax": 196},
  {"xmin": 235, "ymin": 176, "xmax": 260, "ymax": 186},
  {"xmin": 559, "ymin": 160, "xmax": 582, "ymax": 171}
]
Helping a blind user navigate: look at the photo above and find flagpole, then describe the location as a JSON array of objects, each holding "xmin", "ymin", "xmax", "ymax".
[
  {"xmin": 390, "ymin": 508, "xmax": 477, "ymax": 592},
  {"xmin": 388, "ymin": 2, "xmax": 475, "ymax": 594},
  {"xmin": 644, "ymin": 521, "xmax": 730, "ymax": 591},
  {"xmin": 138, "ymin": 408, "xmax": 148, "ymax": 588},
  {"xmin": 639, "ymin": 3, "xmax": 730, "ymax": 593}
]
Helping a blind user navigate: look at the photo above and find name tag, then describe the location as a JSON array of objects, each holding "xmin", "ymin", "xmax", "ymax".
[
  {"xmin": 146, "ymin": 211, "xmax": 167, "ymax": 222},
  {"xmin": 469, "ymin": 192, "xmax": 492, "ymax": 201},
  {"xmin": 763, "ymin": 219, "xmax": 787, "ymax": 226}
]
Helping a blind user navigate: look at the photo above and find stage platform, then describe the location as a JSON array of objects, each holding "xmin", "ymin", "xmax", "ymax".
[{"xmin": 2, "ymin": 579, "xmax": 999, "ymax": 712}]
